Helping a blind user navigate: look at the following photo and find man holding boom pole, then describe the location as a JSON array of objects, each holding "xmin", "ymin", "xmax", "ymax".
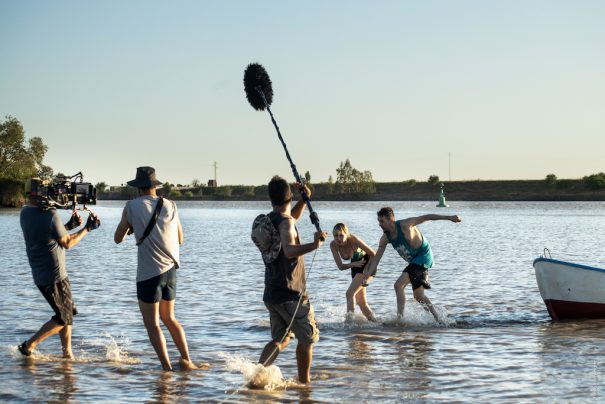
[{"xmin": 253, "ymin": 176, "xmax": 328, "ymax": 384}]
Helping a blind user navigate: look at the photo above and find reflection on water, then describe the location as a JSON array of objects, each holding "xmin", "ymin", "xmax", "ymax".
[
  {"xmin": 346, "ymin": 334, "xmax": 374, "ymax": 363},
  {"xmin": 21, "ymin": 359, "xmax": 78, "ymax": 402},
  {"xmin": 534, "ymin": 320, "xmax": 605, "ymax": 400},
  {"xmin": 1, "ymin": 201, "xmax": 605, "ymax": 401},
  {"xmin": 151, "ymin": 372, "xmax": 201, "ymax": 403}
]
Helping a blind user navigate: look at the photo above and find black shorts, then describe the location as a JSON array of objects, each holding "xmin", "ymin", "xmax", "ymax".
[
  {"xmin": 37, "ymin": 278, "xmax": 77, "ymax": 326},
  {"xmin": 137, "ymin": 267, "xmax": 177, "ymax": 303},
  {"xmin": 403, "ymin": 263, "xmax": 431, "ymax": 290},
  {"xmin": 351, "ymin": 267, "xmax": 364, "ymax": 279},
  {"xmin": 351, "ymin": 267, "xmax": 369, "ymax": 287},
  {"xmin": 351, "ymin": 257, "xmax": 369, "ymax": 286}
]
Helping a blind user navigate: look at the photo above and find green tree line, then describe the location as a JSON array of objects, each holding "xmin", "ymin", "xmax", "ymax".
[
  {"xmin": 544, "ymin": 173, "xmax": 605, "ymax": 190},
  {"xmin": 0, "ymin": 116, "xmax": 52, "ymax": 206},
  {"xmin": 4, "ymin": 115, "xmax": 605, "ymax": 206}
]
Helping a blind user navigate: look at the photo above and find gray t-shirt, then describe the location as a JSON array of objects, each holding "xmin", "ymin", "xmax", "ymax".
[
  {"xmin": 20, "ymin": 205, "xmax": 69, "ymax": 285},
  {"xmin": 126, "ymin": 196, "xmax": 181, "ymax": 282}
]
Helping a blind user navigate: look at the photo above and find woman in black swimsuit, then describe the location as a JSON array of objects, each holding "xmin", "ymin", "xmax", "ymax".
[{"xmin": 329, "ymin": 223, "xmax": 377, "ymax": 322}]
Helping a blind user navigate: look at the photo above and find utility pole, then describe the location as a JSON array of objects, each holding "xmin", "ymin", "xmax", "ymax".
[
  {"xmin": 449, "ymin": 152, "xmax": 451, "ymax": 182},
  {"xmin": 213, "ymin": 161, "xmax": 218, "ymax": 185}
]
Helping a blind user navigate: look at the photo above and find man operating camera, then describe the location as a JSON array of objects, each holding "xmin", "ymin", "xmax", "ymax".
[{"xmin": 18, "ymin": 179, "xmax": 100, "ymax": 359}]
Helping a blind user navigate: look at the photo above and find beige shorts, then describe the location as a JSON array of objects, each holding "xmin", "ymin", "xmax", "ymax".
[{"xmin": 264, "ymin": 299, "xmax": 320, "ymax": 344}]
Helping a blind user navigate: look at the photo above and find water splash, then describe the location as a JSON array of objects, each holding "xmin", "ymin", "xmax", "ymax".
[
  {"xmin": 79, "ymin": 333, "xmax": 139, "ymax": 364},
  {"xmin": 316, "ymin": 302, "xmax": 455, "ymax": 329},
  {"xmin": 221, "ymin": 353, "xmax": 285, "ymax": 390},
  {"xmin": 7, "ymin": 344, "xmax": 71, "ymax": 362},
  {"xmin": 7, "ymin": 334, "xmax": 139, "ymax": 364},
  {"xmin": 104, "ymin": 334, "xmax": 127, "ymax": 362}
]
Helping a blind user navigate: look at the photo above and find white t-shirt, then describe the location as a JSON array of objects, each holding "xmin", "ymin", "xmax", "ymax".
[{"xmin": 126, "ymin": 195, "xmax": 180, "ymax": 282}]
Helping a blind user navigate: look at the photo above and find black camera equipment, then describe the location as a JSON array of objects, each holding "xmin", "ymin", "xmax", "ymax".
[{"xmin": 29, "ymin": 172, "xmax": 97, "ymax": 210}]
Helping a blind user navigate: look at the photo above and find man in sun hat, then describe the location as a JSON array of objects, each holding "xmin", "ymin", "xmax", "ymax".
[
  {"xmin": 18, "ymin": 179, "xmax": 100, "ymax": 359},
  {"xmin": 114, "ymin": 166, "xmax": 203, "ymax": 371}
]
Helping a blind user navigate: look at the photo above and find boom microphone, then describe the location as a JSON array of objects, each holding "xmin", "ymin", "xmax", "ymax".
[
  {"xmin": 241, "ymin": 63, "xmax": 325, "ymax": 382},
  {"xmin": 243, "ymin": 63, "xmax": 323, "ymax": 236},
  {"xmin": 244, "ymin": 63, "xmax": 273, "ymax": 111}
]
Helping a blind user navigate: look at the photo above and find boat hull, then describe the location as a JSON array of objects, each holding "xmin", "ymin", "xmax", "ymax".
[{"xmin": 533, "ymin": 257, "xmax": 605, "ymax": 320}]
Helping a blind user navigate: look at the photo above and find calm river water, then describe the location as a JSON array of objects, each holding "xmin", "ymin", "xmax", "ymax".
[{"xmin": 1, "ymin": 200, "xmax": 605, "ymax": 402}]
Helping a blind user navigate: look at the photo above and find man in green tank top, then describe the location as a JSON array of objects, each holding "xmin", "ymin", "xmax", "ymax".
[{"xmin": 365, "ymin": 207, "xmax": 461, "ymax": 322}]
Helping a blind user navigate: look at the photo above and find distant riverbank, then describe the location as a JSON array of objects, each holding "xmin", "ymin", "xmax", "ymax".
[
  {"xmin": 99, "ymin": 179, "xmax": 605, "ymax": 202},
  {"xmin": 4, "ymin": 178, "xmax": 605, "ymax": 208}
]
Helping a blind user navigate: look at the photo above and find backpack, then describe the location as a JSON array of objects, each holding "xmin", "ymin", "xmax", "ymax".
[{"xmin": 251, "ymin": 213, "xmax": 282, "ymax": 263}]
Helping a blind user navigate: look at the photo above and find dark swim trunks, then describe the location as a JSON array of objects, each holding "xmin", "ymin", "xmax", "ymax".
[
  {"xmin": 137, "ymin": 267, "xmax": 177, "ymax": 303},
  {"xmin": 351, "ymin": 256, "xmax": 369, "ymax": 287},
  {"xmin": 37, "ymin": 278, "xmax": 77, "ymax": 326},
  {"xmin": 403, "ymin": 263, "xmax": 431, "ymax": 290},
  {"xmin": 351, "ymin": 267, "xmax": 365, "ymax": 279}
]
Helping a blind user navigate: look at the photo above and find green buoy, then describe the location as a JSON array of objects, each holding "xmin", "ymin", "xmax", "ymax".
[{"xmin": 437, "ymin": 183, "xmax": 449, "ymax": 207}]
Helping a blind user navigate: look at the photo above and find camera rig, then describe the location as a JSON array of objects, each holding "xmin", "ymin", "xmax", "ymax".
[{"xmin": 29, "ymin": 172, "xmax": 97, "ymax": 210}]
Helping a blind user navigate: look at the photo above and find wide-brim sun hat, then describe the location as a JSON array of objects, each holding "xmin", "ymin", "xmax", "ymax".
[{"xmin": 126, "ymin": 166, "xmax": 162, "ymax": 188}]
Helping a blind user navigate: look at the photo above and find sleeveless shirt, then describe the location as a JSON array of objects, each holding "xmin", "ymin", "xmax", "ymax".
[
  {"xmin": 126, "ymin": 195, "xmax": 180, "ymax": 282},
  {"xmin": 263, "ymin": 211, "xmax": 307, "ymax": 304},
  {"xmin": 386, "ymin": 220, "xmax": 433, "ymax": 268}
]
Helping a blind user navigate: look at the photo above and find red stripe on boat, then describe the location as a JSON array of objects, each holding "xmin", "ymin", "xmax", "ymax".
[{"xmin": 544, "ymin": 299, "xmax": 605, "ymax": 320}]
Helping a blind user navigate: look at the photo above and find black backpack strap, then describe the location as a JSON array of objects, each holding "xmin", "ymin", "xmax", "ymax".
[{"xmin": 136, "ymin": 197, "xmax": 164, "ymax": 246}]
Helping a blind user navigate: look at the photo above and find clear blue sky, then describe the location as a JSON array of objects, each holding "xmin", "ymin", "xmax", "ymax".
[{"xmin": 1, "ymin": 1, "xmax": 604, "ymax": 186}]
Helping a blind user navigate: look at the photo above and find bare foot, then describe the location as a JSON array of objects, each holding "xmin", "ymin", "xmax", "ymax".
[
  {"xmin": 63, "ymin": 352, "xmax": 74, "ymax": 360},
  {"xmin": 179, "ymin": 358, "xmax": 211, "ymax": 371}
]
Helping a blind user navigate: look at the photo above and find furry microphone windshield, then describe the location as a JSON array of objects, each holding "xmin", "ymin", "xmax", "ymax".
[
  {"xmin": 242, "ymin": 62, "xmax": 324, "ymax": 237},
  {"xmin": 243, "ymin": 63, "xmax": 273, "ymax": 111}
]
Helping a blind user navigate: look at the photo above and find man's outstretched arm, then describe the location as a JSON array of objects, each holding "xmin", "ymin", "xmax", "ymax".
[{"xmin": 404, "ymin": 214, "xmax": 461, "ymax": 227}]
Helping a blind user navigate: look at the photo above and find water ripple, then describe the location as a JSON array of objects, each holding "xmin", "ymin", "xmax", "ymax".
[{"xmin": 2, "ymin": 201, "xmax": 605, "ymax": 401}]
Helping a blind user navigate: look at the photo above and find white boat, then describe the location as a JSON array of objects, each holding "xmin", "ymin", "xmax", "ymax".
[{"xmin": 533, "ymin": 256, "xmax": 605, "ymax": 320}]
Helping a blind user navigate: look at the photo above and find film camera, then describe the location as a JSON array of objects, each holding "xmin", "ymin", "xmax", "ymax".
[{"xmin": 28, "ymin": 172, "xmax": 97, "ymax": 209}]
